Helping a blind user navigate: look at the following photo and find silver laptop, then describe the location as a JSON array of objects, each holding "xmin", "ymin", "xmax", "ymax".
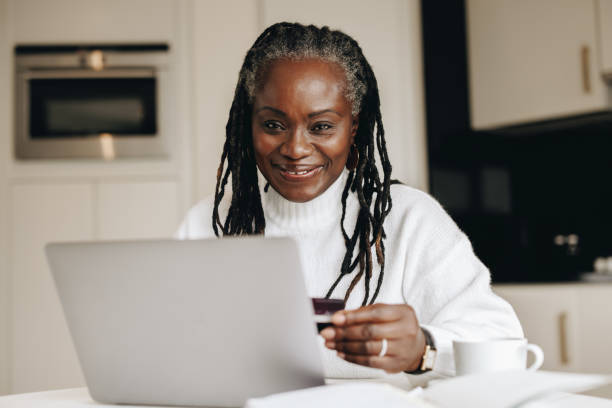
[{"xmin": 46, "ymin": 237, "xmax": 325, "ymax": 407}]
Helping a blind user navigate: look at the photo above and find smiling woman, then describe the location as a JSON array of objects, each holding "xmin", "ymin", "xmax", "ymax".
[
  {"xmin": 177, "ymin": 22, "xmax": 523, "ymax": 378},
  {"xmin": 210, "ymin": 23, "xmax": 393, "ymax": 308}
]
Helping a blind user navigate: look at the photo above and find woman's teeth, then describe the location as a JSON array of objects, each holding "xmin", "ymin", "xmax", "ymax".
[
  {"xmin": 286, "ymin": 169, "xmax": 311, "ymax": 175},
  {"xmin": 279, "ymin": 166, "xmax": 321, "ymax": 178}
]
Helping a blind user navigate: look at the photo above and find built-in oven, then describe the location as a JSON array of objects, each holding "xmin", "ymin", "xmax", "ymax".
[{"xmin": 15, "ymin": 44, "xmax": 169, "ymax": 160}]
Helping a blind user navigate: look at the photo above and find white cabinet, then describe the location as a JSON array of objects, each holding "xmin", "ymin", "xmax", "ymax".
[
  {"xmin": 598, "ymin": 0, "xmax": 612, "ymax": 75},
  {"xmin": 467, "ymin": 0, "xmax": 608, "ymax": 129},
  {"xmin": 575, "ymin": 285, "xmax": 612, "ymax": 373},
  {"xmin": 97, "ymin": 181, "xmax": 180, "ymax": 240},
  {"xmin": 9, "ymin": 180, "xmax": 182, "ymax": 394},
  {"xmin": 12, "ymin": 0, "xmax": 176, "ymax": 43},
  {"xmin": 493, "ymin": 283, "xmax": 612, "ymax": 375},
  {"xmin": 10, "ymin": 183, "xmax": 92, "ymax": 393},
  {"xmin": 493, "ymin": 285, "xmax": 581, "ymax": 372}
]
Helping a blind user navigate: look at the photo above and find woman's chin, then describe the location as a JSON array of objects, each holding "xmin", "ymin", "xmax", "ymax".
[
  {"xmin": 277, "ymin": 188, "xmax": 319, "ymax": 203},
  {"xmin": 268, "ymin": 180, "xmax": 321, "ymax": 203}
]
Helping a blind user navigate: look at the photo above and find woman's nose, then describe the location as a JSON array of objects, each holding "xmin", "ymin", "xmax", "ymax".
[{"xmin": 279, "ymin": 128, "xmax": 313, "ymax": 159}]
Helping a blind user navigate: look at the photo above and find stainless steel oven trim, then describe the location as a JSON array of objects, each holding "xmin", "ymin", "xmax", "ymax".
[
  {"xmin": 16, "ymin": 52, "xmax": 169, "ymax": 70},
  {"xmin": 21, "ymin": 68, "xmax": 156, "ymax": 80}
]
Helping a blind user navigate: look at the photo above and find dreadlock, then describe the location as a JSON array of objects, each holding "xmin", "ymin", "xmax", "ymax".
[{"xmin": 213, "ymin": 22, "xmax": 393, "ymax": 306}]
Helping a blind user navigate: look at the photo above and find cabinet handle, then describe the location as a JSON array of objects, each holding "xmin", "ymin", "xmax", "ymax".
[
  {"xmin": 558, "ymin": 312, "xmax": 569, "ymax": 365},
  {"xmin": 581, "ymin": 45, "xmax": 591, "ymax": 94}
]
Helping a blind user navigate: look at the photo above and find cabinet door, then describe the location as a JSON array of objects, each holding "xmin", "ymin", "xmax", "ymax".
[
  {"xmin": 598, "ymin": 0, "xmax": 612, "ymax": 74},
  {"xmin": 13, "ymin": 0, "xmax": 175, "ymax": 43},
  {"xmin": 97, "ymin": 181, "xmax": 180, "ymax": 240},
  {"xmin": 11, "ymin": 183, "xmax": 92, "ymax": 393},
  {"xmin": 467, "ymin": 0, "xmax": 607, "ymax": 128},
  {"xmin": 575, "ymin": 285, "xmax": 612, "ymax": 374},
  {"xmin": 493, "ymin": 285, "xmax": 580, "ymax": 372}
]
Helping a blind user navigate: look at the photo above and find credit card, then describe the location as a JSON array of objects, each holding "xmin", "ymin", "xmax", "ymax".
[{"xmin": 312, "ymin": 298, "xmax": 345, "ymax": 331}]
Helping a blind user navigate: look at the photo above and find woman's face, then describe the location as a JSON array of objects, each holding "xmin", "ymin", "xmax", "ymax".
[{"xmin": 251, "ymin": 58, "xmax": 358, "ymax": 203}]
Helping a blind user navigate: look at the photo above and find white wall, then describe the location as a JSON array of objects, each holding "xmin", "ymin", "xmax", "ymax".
[{"xmin": 0, "ymin": 0, "xmax": 428, "ymax": 395}]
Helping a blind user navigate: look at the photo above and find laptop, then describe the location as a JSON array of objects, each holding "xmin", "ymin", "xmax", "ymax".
[{"xmin": 46, "ymin": 237, "xmax": 325, "ymax": 407}]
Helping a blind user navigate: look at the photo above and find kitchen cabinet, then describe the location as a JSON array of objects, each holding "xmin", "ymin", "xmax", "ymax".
[
  {"xmin": 11, "ymin": 0, "xmax": 175, "ymax": 43},
  {"xmin": 8, "ymin": 180, "xmax": 182, "ymax": 394},
  {"xmin": 598, "ymin": 0, "xmax": 612, "ymax": 75},
  {"xmin": 97, "ymin": 181, "xmax": 180, "ymax": 240},
  {"xmin": 467, "ymin": 0, "xmax": 608, "ymax": 129},
  {"xmin": 493, "ymin": 283, "xmax": 612, "ymax": 375},
  {"xmin": 493, "ymin": 285, "xmax": 581, "ymax": 372},
  {"xmin": 574, "ymin": 285, "xmax": 612, "ymax": 373},
  {"xmin": 10, "ymin": 183, "xmax": 91, "ymax": 393}
]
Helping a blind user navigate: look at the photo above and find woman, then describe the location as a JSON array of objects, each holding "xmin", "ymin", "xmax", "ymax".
[{"xmin": 177, "ymin": 22, "xmax": 522, "ymax": 377}]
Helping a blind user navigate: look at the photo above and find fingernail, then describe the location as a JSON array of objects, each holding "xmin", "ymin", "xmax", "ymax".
[
  {"xmin": 331, "ymin": 313, "xmax": 345, "ymax": 325},
  {"xmin": 337, "ymin": 352, "xmax": 345, "ymax": 359},
  {"xmin": 325, "ymin": 341, "xmax": 335, "ymax": 349},
  {"xmin": 320, "ymin": 328, "xmax": 335, "ymax": 339}
]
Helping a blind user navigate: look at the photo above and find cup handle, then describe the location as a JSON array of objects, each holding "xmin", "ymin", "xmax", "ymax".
[{"xmin": 526, "ymin": 343, "xmax": 544, "ymax": 371}]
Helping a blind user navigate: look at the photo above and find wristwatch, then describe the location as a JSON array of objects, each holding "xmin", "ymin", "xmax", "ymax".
[{"xmin": 407, "ymin": 327, "xmax": 437, "ymax": 374}]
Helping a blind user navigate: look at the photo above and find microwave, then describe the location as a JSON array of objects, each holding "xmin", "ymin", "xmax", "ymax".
[{"xmin": 15, "ymin": 44, "xmax": 170, "ymax": 160}]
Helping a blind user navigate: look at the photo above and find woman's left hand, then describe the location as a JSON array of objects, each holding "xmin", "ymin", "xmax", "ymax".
[{"xmin": 320, "ymin": 303, "xmax": 426, "ymax": 373}]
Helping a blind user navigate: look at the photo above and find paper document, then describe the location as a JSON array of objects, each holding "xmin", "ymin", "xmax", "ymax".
[
  {"xmin": 422, "ymin": 370, "xmax": 612, "ymax": 408},
  {"xmin": 244, "ymin": 382, "xmax": 434, "ymax": 408},
  {"xmin": 244, "ymin": 370, "xmax": 611, "ymax": 408}
]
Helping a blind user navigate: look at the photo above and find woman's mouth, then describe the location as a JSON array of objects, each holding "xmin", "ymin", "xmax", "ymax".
[{"xmin": 276, "ymin": 165, "xmax": 323, "ymax": 181}]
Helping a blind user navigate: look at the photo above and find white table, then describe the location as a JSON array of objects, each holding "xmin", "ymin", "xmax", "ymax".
[{"xmin": 1, "ymin": 385, "xmax": 611, "ymax": 408}]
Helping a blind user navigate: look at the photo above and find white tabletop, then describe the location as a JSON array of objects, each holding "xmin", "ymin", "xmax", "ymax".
[
  {"xmin": 1, "ymin": 385, "xmax": 611, "ymax": 408},
  {"xmin": 0, "ymin": 388, "xmax": 169, "ymax": 408}
]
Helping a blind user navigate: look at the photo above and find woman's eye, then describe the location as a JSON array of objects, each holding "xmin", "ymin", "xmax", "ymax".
[
  {"xmin": 263, "ymin": 121, "xmax": 284, "ymax": 130},
  {"xmin": 312, "ymin": 123, "xmax": 334, "ymax": 132}
]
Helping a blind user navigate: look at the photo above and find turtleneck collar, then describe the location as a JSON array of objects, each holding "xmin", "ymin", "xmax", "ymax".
[{"xmin": 261, "ymin": 170, "xmax": 349, "ymax": 232}]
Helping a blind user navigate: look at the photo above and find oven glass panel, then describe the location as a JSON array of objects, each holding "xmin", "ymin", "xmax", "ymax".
[{"xmin": 29, "ymin": 78, "xmax": 157, "ymax": 138}]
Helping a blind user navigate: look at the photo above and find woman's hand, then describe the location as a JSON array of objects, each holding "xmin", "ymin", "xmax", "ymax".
[{"xmin": 320, "ymin": 303, "xmax": 426, "ymax": 373}]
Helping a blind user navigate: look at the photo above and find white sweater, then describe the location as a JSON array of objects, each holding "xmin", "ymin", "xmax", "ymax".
[{"xmin": 176, "ymin": 171, "xmax": 523, "ymax": 378}]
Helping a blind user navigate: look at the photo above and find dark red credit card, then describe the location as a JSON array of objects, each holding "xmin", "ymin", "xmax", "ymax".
[{"xmin": 312, "ymin": 298, "xmax": 345, "ymax": 332}]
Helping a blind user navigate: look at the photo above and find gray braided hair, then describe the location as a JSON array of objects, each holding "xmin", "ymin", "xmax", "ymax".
[{"xmin": 242, "ymin": 24, "xmax": 368, "ymax": 115}]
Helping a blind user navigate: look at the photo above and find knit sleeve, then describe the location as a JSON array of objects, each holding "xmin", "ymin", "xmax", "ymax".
[{"xmin": 399, "ymin": 191, "xmax": 523, "ymax": 375}]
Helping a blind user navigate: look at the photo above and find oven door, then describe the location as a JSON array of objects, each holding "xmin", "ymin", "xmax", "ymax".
[{"xmin": 16, "ymin": 68, "xmax": 168, "ymax": 160}]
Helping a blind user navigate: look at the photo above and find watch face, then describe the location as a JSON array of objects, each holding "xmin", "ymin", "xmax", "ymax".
[{"xmin": 422, "ymin": 346, "xmax": 437, "ymax": 371}]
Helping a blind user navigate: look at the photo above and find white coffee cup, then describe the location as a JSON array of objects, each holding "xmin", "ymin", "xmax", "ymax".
[{"xmin": 453, "ymin": 338, "xmax": 544, "ymax": 376}]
